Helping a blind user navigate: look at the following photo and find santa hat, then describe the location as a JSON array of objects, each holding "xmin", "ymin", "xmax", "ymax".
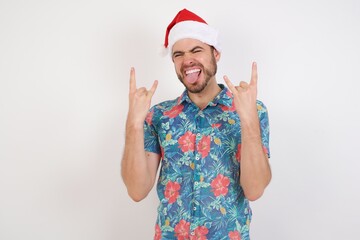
[{"xmin": 163, "ymin": 9, "xmax": 221, "ymax": 55}]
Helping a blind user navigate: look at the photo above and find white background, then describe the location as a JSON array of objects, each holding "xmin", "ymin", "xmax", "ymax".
[{"xmin": 1, "ymin": 0, "xmax": 359, "ymax": 239}]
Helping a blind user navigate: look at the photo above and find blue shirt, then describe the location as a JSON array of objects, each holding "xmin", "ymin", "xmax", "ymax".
[{"xmin": 144, "ymin": 84, "xmax": 270, "ymax": 240}]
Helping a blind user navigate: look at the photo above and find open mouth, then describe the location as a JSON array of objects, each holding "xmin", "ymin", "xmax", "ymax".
[{"xmin": 184, "ymin": 68, "xmax": 201, "ymax": 84}]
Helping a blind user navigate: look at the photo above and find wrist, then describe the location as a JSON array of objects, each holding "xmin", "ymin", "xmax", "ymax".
[
  {"xmin": 241, "ymin": 121, "xmax": 261, "ymax": 139},
  {"xmin": 238, "ymin": 107, "xmax": 258, "ymax": 124},
  {"xmin": 241, "ymin": 134, "xmax": 261, "ymax": 140},
  {"xmin": 126, "ymin": 120, "xmax": 144, "ymax": 131}
]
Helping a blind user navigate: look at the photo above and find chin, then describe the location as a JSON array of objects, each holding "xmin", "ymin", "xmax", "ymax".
[{"xmin": 186, "ymin": 82, "xmax": 207, "ymax": 94}]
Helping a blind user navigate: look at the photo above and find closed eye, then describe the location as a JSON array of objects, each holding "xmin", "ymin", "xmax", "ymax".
[
  {"xmin": 172, "ymin": 51, "xmax": 184, "ymax": 58},
  {"xmin": 172, "ymin": 46, "xmax": 204, "ymax": 58},
  {"xmin": 191, "ymin": 47, "xmax": 204, "ymax": 53}
]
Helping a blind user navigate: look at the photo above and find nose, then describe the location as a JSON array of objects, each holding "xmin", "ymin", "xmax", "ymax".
[{"xmin": 182, "ymin": 53, "xmax": 194, "ymax": 65}]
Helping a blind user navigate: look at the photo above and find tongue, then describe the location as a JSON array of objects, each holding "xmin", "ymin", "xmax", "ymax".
[{"xmin": 185, "ymin": 72, "xmax": 200, "ymax": 84}]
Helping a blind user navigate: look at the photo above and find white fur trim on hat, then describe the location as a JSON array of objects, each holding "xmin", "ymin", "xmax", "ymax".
[{"xmin": 167, "ymin": 20, "xmax": 221, "ymax": 54}]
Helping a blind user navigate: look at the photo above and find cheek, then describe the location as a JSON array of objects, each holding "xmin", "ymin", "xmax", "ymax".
[{"xmin": 173, "ymin": 62, "xmax": 182, "ymax": 73}]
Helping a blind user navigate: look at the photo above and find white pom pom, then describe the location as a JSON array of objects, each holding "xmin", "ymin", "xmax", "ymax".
[{"xmin": 159, "ymin": 45, "xmax": 169, "ymax": 57}]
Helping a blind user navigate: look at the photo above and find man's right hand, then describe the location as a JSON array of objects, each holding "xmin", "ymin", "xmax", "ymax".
[{"xmin": 127, "ymin": 67, "xmax": 158, "ymax": 128}]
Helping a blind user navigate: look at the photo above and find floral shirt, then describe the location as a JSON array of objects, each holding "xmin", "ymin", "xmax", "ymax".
[{"xmin": 144, "ymin": 84, "xmax": 270, "ymax": 240}]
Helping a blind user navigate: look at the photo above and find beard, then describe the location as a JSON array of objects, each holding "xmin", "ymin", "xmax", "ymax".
[{"xmin": 177, "ymin": 53, "xmax": 218, "ymax": 94}]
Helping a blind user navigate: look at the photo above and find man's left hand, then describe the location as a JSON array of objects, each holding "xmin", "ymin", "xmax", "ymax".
[{"xmin": 223, "ymin": 62, "xmax": 259, "ymax": 123}]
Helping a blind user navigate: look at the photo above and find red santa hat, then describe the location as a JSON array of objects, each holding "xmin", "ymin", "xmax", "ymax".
[{"xmin": 163, "ymin": 9, "xmax": 221, "ymax": 55}]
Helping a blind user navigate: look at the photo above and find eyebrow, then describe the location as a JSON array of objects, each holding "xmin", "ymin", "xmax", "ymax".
[{"xmin": 172, "ymin": 46, "xmax": 205, "ymax": 57}]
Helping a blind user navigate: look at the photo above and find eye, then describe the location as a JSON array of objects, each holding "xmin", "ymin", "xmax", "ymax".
[
  {"xmin": 172, "ymin": 52, "xmax": 183, "ymax": 58},
  {"xmin": 190, "ymin": 46, "xmax": 205, "ymax": 53}
]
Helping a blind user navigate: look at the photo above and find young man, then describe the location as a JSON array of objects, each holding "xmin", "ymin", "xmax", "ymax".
[{"xmin": 121, "ymin": 9, "xmax": 271, "ymax": 240}]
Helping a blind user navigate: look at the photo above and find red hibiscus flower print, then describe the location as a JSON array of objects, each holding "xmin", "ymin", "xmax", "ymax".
[
  {"xmin": 160, "ymin": 146, "xmax": 164, "ymax": 159},
  {"xmin": 154, "ymin": 224, "xmax": 162, "ymax": 240},
  {"xmin": 228, "ymin": 231, "xmax": 241, "ymax": 240},
  {"xmin": 236, "ymin": 143, "xmax": 241, "ymax": 162},
  {"xmin": 263, "ymin": 146, "xmax": 269, "ymax": 156},
  {"xmin": 164, "ymin": 104, "xmax": 184, "ymax": 118},
  {"xmin": 178, "ymin": 131, "xmax": 196, "ymax": 153},
  {"xmin": 228, "ymin": 230, "xmax": 241, "ymax": 240},
  {"xmin": 197, "ymin": 135, "xmax": 211, "ymax": 158},
  {"xmin": 145, "ymin": 110, "xmax": 154, "ymax": 125},
  {"xmin": 174, "ymin": 220, "xmax": 190, "ymax": 240},
  {"xmin": 211, "ymin": 174, "xmax": 230, "ymax": 197},
  {"xmin": 211, "ymin": 123, "xmax": 221, "ymax": 129},
  {"xmin": 164, "ymin": 181, "xmax": 181, "ymax": 204},
  {"xmin": 190, "ymin": 226, "xmax": 209, "ymax": 240},
  {"xmin": 221, "ymin": 101, "xmax": 236, "ymax": 112},
  {"xmin": 226, "ymin": 90, "xmax": 232, "ymax": 98}
]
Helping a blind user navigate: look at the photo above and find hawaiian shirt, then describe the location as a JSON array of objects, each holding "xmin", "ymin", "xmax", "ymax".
[{"xmin": 144, "ymin": 84, "xmax": 270, "ymax": 240}]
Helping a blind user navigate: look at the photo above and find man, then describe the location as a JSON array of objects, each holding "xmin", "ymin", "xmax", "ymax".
[{"xmin": 121, "ymin": 9, "xmax": 271, "ymax": 240}]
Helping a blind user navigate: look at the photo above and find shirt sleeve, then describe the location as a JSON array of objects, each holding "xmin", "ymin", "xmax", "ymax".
[
  {"xmin": 256, "ymin": 100, "xmax": 270, "ymax": 158},
  {"xmin": 143, "ymin": 108, "xmax": 161, "ymax": 154}
]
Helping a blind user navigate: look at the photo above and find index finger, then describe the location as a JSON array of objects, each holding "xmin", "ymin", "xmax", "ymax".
[
  {"xmin": 250, "ymin": 62, "xmax": 258, "ymax": 86},
  {"xmin": 129, "ymin": 67, "xmax": 137, "ymax": 93},
  {"xmin": 147, "ymin": 80, "xmax": 159, "ymax": 99}
]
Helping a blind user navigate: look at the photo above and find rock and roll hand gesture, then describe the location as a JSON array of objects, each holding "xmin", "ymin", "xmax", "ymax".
[
  {"xmin": 127, "ymin": 67, "xmax": 158, "ymax": 127},
  {"xmin": 223, "ymin": 62, "xmax": 259, "ymax": 124}
]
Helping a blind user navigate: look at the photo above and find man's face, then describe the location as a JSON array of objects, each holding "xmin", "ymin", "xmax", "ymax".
[{"xmin": 172, "ymin": 38, "xmax": 220, "ymax": 94}]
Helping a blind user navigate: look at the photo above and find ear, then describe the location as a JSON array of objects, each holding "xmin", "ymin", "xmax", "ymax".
[{"xmin": 213, "ymin": 48, "xmax": 221, "ymax": 62}]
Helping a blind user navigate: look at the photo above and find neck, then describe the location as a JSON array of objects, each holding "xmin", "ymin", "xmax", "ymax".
[{"xmin": 188, "ymin": 79, "xmax": 221, "ymax": 110}]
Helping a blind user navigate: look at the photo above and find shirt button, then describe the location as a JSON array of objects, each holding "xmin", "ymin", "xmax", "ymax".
[
  {"xmin": 196, "ymin": 133, "xmax": 201, "ymax": 137},
  {"xmin": 194, "ymin": 181, "xmax": 198, "ymax": 185},
  {"xmin": 193, "ymin": 207, "xmax": 196, "ymax": 210},
  {"xmin": 191, "ymin": 232, "xmax": 195, "ymax": 236}
]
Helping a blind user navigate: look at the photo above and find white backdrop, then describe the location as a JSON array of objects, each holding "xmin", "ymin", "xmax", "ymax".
[{"xmin": 1, "ymin": 0, "xmax": 359, "ymax": 239}]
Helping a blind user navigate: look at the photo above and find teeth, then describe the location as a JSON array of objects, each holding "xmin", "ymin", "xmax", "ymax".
[{"xmin": 185, "ymin": 69, "xmax": 200, "ymax": 75}]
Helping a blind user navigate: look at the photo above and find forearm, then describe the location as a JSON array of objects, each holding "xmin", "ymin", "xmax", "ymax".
[
  {"xmin": 240, "ymin": 119, "xmax": 271, "ymax": 201},
  {"xmin": 121, "ymin": 123, "xmax": 154, "ymax": 201}
]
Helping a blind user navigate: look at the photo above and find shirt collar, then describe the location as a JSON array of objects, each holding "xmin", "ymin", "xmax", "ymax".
[{"xmin": 177, "ymin": 84, "xmax": 233, "ymax": 107}]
